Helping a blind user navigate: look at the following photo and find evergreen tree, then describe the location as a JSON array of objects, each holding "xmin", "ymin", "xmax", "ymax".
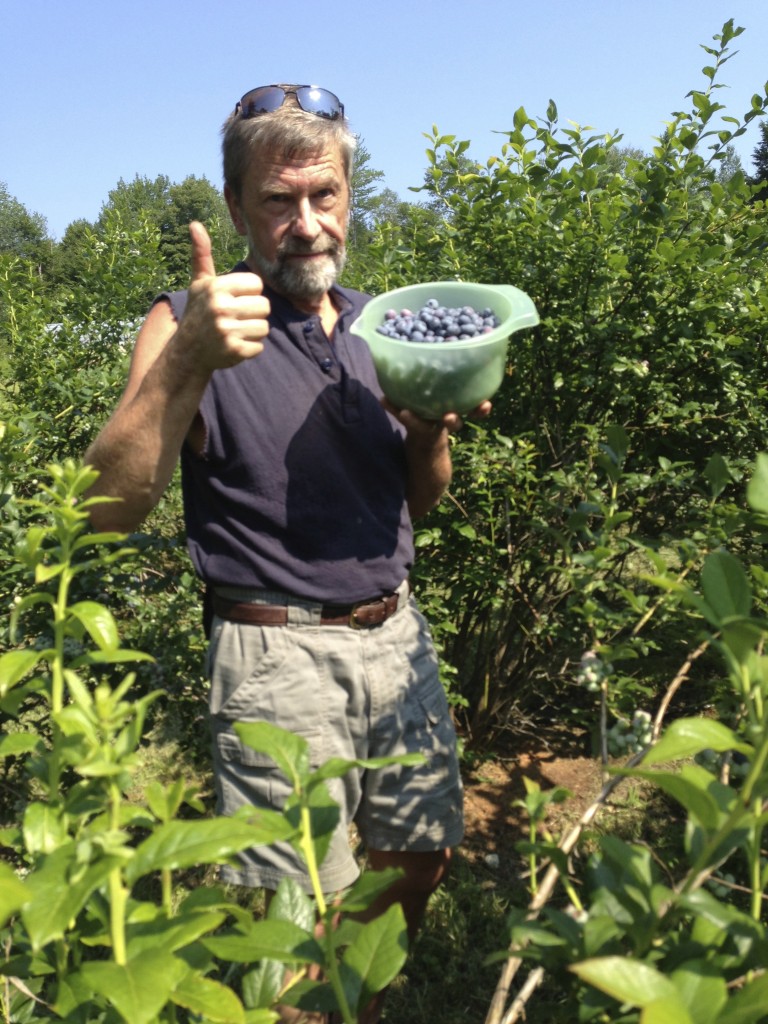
[
  {"xmin": 0, "ymin": 182, "xmax": 53, "ymax": 278},
  {"xmin": 349, "ymin": 139, "xmax": 385, "ymax": 249},
  {"xmin": 715, "ymin": 143, "xmax": 745, "ymax": 184},
  {"xmin": 51, "ymin": 218, "xmax": 98, "ymax": 290},
  {"xmin": 749, "ymin": 120, "xmax": 768, "ymax": 200}
]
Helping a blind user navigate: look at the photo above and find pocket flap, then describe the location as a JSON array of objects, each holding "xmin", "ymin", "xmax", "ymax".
[{"xmin": 216, "ymin": 730, "xmax": 279, "ymax": 769}]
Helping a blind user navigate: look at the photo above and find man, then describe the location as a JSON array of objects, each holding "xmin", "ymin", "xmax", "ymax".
[{"xmin": 85, "ymin": 83, "xmax": 485, "ymax": 1020}]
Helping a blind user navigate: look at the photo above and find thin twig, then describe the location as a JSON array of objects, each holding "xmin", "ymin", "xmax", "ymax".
[
  {"xmin": 500, "ymin": 965, "xmax": 546, "ymax": 1024},
  {"xmin": 652, "ymin": 638, "xmax": 710, "ymax": 741}
]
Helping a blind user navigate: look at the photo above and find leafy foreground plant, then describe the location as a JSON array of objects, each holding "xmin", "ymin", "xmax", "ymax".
[
  {"xmin": 485, "ymin": 454, "xmax": 768, "ymax": 1024},
  {"xmin": 0, "ymin": 459, "xmax": 412, "ymax": 1023}
]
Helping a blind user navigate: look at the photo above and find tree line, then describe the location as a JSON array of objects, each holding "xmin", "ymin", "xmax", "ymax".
[{"xmin": 0, "ymin": 138, "xmax": 429, "ymax": 301}]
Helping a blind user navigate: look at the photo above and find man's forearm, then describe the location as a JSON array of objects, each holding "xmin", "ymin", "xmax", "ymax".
[
  {"xmin": 84, "ymin": 335, "xmax": 209, "ymax": 532},
  {"xmin": 405, "ymin": 432, "xmax": 452, "ymax": 519}
]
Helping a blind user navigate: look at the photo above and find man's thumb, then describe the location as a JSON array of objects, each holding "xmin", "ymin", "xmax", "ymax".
[{"xmin": 189, "ymin": 220, "xmax": 216, "ymax": 280}]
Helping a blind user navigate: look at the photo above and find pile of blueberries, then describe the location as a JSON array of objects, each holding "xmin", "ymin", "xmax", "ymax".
[{"xmin": 376, "ymin": 298, "xmax": 500, "ymax": 343}]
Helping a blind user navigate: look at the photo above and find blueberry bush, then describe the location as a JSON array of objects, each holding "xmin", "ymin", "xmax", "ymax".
[
  {"xmin": 347, "ymin": 19, "xmax": 768, "ymax": 752},
  {"xmin": 0, "ymin": 461, "xmax": 412, "ymax": 1023}
]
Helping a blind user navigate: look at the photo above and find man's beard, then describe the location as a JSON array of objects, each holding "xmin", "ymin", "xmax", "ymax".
[{"xmin": 246, "ymin": 231, "xmax": 347, "ymax": 304}]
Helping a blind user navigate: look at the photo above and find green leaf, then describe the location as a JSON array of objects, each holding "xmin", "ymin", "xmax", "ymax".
[
  {"xmin": 703, "ymin": 454, "xmax": 732, "ymax": 499},
  {"xmin": 0, "ymin": 649, "xmax": 44, "ymax": 693},
  {"xmin": 668, "ymin": 961, "xmax": 726, "ymax": 1024},
  {"xmin": 337, "ymin": 868, "xmax": 405, "ymax": 914},
  {"xmin": 604, "ymin": 424, "xmax": 629, "ymax": 464},
  {"xmin": 276, "ymin": 978, "xmax": 337, "ymax": 1014},
  {"xmin": 125, "ymin": 815, "xmax": 296, "ymax": 884},
  {"xmin": 235, "ymin": 721, "xmax": 310, "ymax": 787},
  {"xmin": 171, "ymin": 973, "xmax": 245, "ymax": 1024},
  {"xmin": 570, "ymin": 956, "xmax": 680, "ymax": 1007},
  {"xmin": 626, "ymin": 766, "xmax": 723, "ymax": 831},
  {"xmin": 202, "ymin": 919, "xmax": 323, "ymax": 965},
  {"xmin": 746, "ymin": 453, "xmax": 768, "ymax": 514},
  {"xmin": 244, "ymin": 1010, "xmax": 280, "ymax": 1024},
  {"xmin": 701, "ymin": 550, "xmax": 751, "ymax": 621},
  {"xmin": 0, "ymin": 731, "xmax": 40, "ymax": 758},
  {"xmin": 35, "ymin": 561, "xmax": 64, "ymax": 583},
  {"xmin": 242, "ymin": 959, "xmax": 285, "ymax": 1012},
  {"xmin": 720, "ymin": 619, "xmax": 765, "ymax": 664},
  {"xmin": 308, "ymin": 752, "xmax": 424, "ymax": 787},
  {"xmin": 79, "ymin": 949, "xmax": 188, "ymax": 1024},
  {"xmin": 270, "ymin": 876, "xmax": 316, "ymax": 933},
  {"xmin": 126, "ymin": 910, "xmax": 227, "ymax": 957},
  {"xmin": 73, "ymin": 648, "xmax": 154, "ymax": 666},
  {"xmin": 640, "ymin": 717, "xmax": 751, "ymax": 766},
  {"xmin": 454, "ymin": 522, "xmax": 477, "ymax": 540},
  {"xmin": 679, "ymin": 889, "xmax": 764, "ymax": 946},
  {"xmin": 0, "ymin": 862, "xmax": 28, "ymax": 924},
  {"xmin": 22, "ymin": 847, "xmax": 122, "ymax": 948},
  {"xmin": 68, "ymin": 601, "xmax": 119, "ymax": 650},
  {"xmin": 640, "ymin": 998, "xmax": 694, "ymax": 1024},
  {"xmin": 340, "ymin": 903, "xmax": 408, "ymax": 1012},
  {"xmin": 23, "ymin": 800, "xmax": 69, "ymax": 855},
  {"xmin": 716, "ymin": 973, "xmax": 768, "ymax": 1023}
]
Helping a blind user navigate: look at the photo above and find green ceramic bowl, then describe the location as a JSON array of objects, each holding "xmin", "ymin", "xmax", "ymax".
[{"xmin": 351, "ymin": 281, "xmax": 539, "ymax": 419}]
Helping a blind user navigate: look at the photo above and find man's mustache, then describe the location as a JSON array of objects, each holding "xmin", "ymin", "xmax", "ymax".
[{"xmin": 277, "ymin": 234, "xmax": 342, "ymax": 258}]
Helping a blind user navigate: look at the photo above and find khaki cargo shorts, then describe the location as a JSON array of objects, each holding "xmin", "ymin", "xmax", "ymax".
[{"xmin": 207, "ymin": 580, "xmax": 464, "ymax": 893}]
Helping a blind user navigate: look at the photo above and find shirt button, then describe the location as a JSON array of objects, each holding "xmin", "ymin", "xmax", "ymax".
[
  {"xmin": 320, "ymin": 358, "xmax": 333, "ymax": 373},
  {"xmin": 303, "ymin": 320, "xmax": 315, "ymax": 335}
]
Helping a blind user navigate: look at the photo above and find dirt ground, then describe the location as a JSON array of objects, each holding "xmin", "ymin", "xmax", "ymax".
[{"xmin": 458, "ymin": 732, "xmax": 607, "ymax": 886}]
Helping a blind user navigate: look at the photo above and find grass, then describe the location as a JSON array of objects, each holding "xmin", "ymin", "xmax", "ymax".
[{"xmin": 383, "ymin": 853, "xmax": 515, "ymax": 1024}]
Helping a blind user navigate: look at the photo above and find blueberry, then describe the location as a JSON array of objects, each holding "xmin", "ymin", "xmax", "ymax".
[{"xmin": 377, "ymin": 297, "xmax": 499, "ymax": 343}]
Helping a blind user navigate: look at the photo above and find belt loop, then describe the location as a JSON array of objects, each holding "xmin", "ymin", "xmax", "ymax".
[{"xmin": 286, "ymin": 600, "xmax": 320, "ymax": 628}]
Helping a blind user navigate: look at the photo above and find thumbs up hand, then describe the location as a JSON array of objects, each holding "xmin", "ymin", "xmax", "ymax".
[{"xmin": 178, "ymin": 220, "xmax": 270, "ymax": 371}]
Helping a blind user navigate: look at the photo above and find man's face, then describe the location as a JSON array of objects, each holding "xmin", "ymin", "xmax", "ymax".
[{"xmin": 226, "ymin": 145, "xmax": 350, "ymax": 306}]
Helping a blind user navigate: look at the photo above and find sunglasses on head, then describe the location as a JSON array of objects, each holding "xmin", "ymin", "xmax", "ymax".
[{"xmin": 235, "ymin": 85, "xmax": 345, "ymax": 121}]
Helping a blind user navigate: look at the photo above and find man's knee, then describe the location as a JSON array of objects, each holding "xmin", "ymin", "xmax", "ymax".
[{"xmin": 368, "ymin": 847, "xmax": 453, "ymax": 894}]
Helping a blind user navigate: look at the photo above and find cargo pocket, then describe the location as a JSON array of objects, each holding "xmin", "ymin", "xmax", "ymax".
[
  {"xmin": 415, "ymin": 680, "xmax": 459, "ymax": 768},
  {"xmin": 213, "ymin": 727, "xmax": 291, "ymax": 819},
  {"xmin": 208, "ymin": 621, "xmax": 290, "ymax": 722}
]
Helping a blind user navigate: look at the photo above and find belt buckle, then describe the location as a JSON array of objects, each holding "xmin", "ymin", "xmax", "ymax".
[
  {"xmin": 348, "ymin": 599, "xmax": 369, "ymax": 629},
  {"xmin": 348, "ymin": 596, "xmax": 389, "ymax": 629}
]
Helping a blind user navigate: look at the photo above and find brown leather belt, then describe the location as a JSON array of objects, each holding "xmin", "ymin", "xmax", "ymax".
[{"xmin": 212, "ymin": 591, "xmax": 402, "ymax": 629}]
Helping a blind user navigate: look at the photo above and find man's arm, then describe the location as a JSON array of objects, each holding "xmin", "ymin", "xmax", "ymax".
[{"xmin": 84, "ymin": 222, "xmax": 270, "ymax": 533}]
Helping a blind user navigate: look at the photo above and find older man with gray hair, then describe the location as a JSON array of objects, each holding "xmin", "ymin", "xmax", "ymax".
[{"xmin": 86, "ymin": 83, "xmax": 485, "ymax": 1023}]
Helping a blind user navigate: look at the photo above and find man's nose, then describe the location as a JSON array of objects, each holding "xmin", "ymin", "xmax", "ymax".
[{"xmin": 291, "ymin": 198, "xmax": 320, "ymax": 238}]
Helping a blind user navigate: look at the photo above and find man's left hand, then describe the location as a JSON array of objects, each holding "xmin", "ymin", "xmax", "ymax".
[{"xmin": 383, "ymin": 399, "xmax": 492, "ymax": 437}]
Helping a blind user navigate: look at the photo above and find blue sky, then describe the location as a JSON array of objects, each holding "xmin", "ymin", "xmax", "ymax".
[{"xmin": 2, "ymin": 0, "xmax": 766, "ymax": 240}]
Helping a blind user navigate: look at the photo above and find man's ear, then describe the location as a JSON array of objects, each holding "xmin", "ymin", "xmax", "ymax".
[{"xmin": 224, "ymin": 183, "xmax": 247, "ymax": 236}]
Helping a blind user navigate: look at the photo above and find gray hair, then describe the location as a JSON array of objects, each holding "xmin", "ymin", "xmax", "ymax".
[{"xmin": 221, "ymin": 87, "xmax": 357, "ymax": 200}]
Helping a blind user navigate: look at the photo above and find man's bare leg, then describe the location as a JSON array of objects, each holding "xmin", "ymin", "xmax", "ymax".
[{"xmin": 355, "ymin": 848, "xmax": 453, "ymax": 1024}]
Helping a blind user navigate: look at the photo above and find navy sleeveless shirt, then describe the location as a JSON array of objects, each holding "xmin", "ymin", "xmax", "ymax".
[{"xmin": 163, "ymin": 269, "xmax": 414, "ymax": 603}]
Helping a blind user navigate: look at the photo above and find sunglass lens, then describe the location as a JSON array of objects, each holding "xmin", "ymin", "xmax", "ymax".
[
  {"xmin": 238, "ymin": 86, "xmax": 286, "ymax": 117},
  {"xmin": 295, "ymin": 86, "xmax": 344, "ymax": 119}
]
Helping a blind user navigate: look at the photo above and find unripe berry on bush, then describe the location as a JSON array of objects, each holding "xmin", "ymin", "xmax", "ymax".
[
  {"xmin": 576, "ymin": 650, "xmax": 612, "ymax": 692},
  {"xmin": 606, "ymin": 708, "xmax": 653, "ymax": 756}
]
